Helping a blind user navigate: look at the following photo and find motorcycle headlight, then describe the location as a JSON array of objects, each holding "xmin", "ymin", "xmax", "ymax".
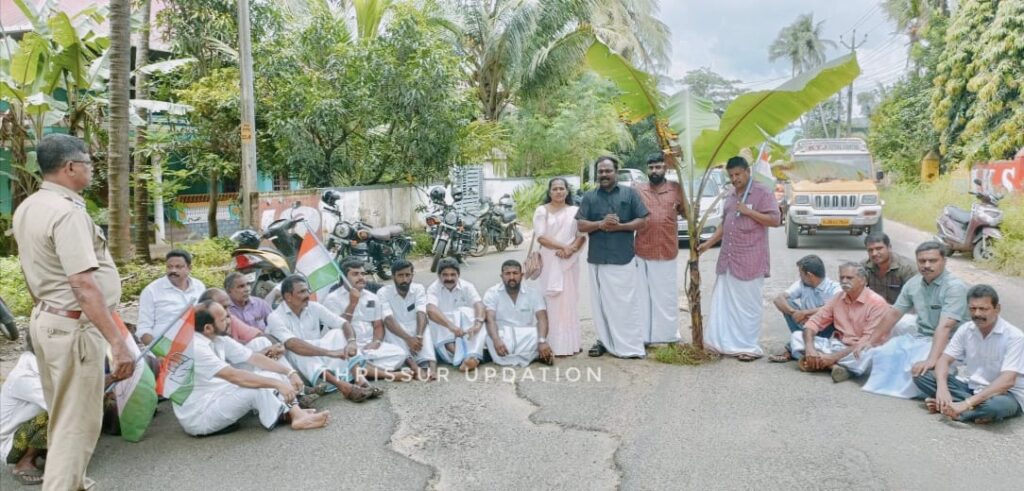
[
  {"xmin": 860, "ymin": 194, "xmax": 879, "ymax": 205},
  {"xmin": 334, "ymin": 223, "xmax": 351, "ymax": 239},
  {"xmin": 426, "ymin": 216, "xmax": 440, "ymax": 227},
  {"xmin": 794, "ymin": 195, "xmax": 810, "ymax": 205},
  {"xmin": 356, "ymin": 229, "xmax": 370, "ymax": 240},
  {"xmin": 444, "ymin": 211, "xmax": 458, "ymax": 226}
]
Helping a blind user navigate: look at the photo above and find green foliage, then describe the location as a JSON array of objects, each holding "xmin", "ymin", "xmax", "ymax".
[
  {"xmin": 868, "ymin": 76, "xmax": 937, "ymax": 183},
  {"xmin": 180, "ymin": 237, "xmax": 234, "ymax": 267},
  {"xmin": 410, "ymin": 231, "xmax": 433, "ymax": 257},
  {"xmin": 505, "ymin": 74, "xmax": 632, "ymax": 177},
  {"xmin": 678, "ymin": 67, "xmax": 742, "ymax": 113},
  {"xmin": 767, "ymin": 12, "xmax": 837, "ymax": 76},
  {"xmin": 257, "ymin": 3, "xmax": 473, "ymax": 186},
  {"xmin": 118, "ymin": 261, "xmax": 165, "ymax": 302},
  {"xmin": 512, "ymin": 181, "xmax": 548, "ymax": 227},
  {"xmin": 0, "ymin": 256, "xmax": 32, "ymax": 316},
  {"xmin": 615, "ymin": 117, "xmax": 661, "ymax": 170},
  {"xmin": 990, "ymin": 195, "xmax": 1024, "ymax": 276}
]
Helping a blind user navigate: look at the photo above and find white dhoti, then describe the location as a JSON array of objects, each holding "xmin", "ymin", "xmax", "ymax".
[
  {"xmin": 703, "ymin": 271, "xmax": 765, "ymax": 356},
  {"xmin": 384, "ymin": 321, "xmax": 437, "ymax": 365},
  {"xmin": 589, "ymin": 262, "xmax": 645, "ymax": 358},
  {"xmin": 430, "ymin": 307, "xmax": 486, "ymax": 365},
  {"xmin": 789, "ymin": 332, "xmax": 872, "ymax": 375},
  {"xmin": 358, "ymin": 341, "xmax": 408, "ymax": 371},
  {"xmin": 284, "ymin": 329, "xmax": 366, "ymax": 386},
  {"xmin": 233, "ymin": 337, "xmax": 290, "ymax": 372},
  {"xmin": 177, "ymin": 370, "xmax": 289, "ymax": 436},
  {"xmin": 861, "ymin": 333, "xmax": 931, "ymax": 399},
  {"xmin": 636, "ymin": 257, "xmax": 681, "ymax": 344},
  {"xmin": 487, "ymin": 325, "xmax": 539, "ymax": 367}
]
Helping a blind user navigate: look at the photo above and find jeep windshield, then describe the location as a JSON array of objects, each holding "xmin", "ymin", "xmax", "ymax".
[{"xmin": 781, "ymin": 154, "xmax": 873, "ymax": 183}]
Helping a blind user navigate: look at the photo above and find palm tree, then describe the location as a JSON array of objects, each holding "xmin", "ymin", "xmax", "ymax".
[
  {"xmin": 108, "ymin": 0, "xmax": 132, "ymax": 261},
  {"xmin": 881, "ymin": 0, "xmax": 948, "ymax": 68},
  {"xmin": 133, "ymin": 0, "xmax": 153, "ymax": 260},
  {"xmin": 768, "ymin": 13, "xmax": 836, "ymax": 76}
]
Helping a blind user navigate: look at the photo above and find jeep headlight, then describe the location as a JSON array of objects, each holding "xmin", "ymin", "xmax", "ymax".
[
  {"xmin": 794, "ymin": 195, "xmax": 810, "ymax": 205},
  {"xmin": 861, "ymin": 194, "xmax": 879, "ymax": 205}
]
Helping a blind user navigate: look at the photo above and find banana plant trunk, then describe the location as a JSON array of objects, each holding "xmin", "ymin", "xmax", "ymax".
[{"xmin": 662, "ymin": 142, "xmax": 705, "ymax": 351}]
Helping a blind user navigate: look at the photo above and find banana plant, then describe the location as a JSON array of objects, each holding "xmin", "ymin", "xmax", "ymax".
[{"xmin": 585, "ymin": 37, "xmax": 860, "ymax": 351}]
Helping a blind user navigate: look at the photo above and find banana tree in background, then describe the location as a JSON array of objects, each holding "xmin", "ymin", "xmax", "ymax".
[{"xmin": 586, "ymin": 38, "xmax": 860, "ymax": 351}]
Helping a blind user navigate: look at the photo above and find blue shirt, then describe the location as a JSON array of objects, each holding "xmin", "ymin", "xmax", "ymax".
[
  {"xmin": 576, "ymin": 184, "xmax": 649, "ymax": 265},
  {"xmin": 785, "ymin": 277, "xmax": 841, "ymax": 310}
]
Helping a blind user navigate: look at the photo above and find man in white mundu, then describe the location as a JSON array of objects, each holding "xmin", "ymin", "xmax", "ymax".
[
  {"xmin": 378, "ymin": 259, "xmax": 437, "ymax": 380},
  {"xmin": 483, "ymin": 260, "xmax": 553, "ymax": 367},
  {"xmin": 426, "ymin": 258, "xmax": 487, "ymax": 371},
  {"xmin": 633, "ymin": 152, "xmax": 686, "ymax": 345},
  {"xmin": 323, "ymin": 257, "xmax": 411, "ymax": 379},
  {"xmin": 173, "ymin": 300, "xmax": 329, "ymax": 436},
  {"xmin": 576, "ymin": 156, "xmax": 650, "ymax": 358}
]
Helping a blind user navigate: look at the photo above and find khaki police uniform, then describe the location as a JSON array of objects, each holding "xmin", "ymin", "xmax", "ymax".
[{"xmin": 13, "ymin": 181, "xmax": 121, "ymax": 491}]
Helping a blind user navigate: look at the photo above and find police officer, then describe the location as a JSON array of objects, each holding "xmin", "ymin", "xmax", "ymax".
[{"xmin": 13, "ymin": 134, "xmax": 134, "ymax": 490}]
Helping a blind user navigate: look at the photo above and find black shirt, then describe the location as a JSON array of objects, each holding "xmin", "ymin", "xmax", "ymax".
[{"xmin": 576, "ymin": 184, "xmax": 650, "ymax": 265}]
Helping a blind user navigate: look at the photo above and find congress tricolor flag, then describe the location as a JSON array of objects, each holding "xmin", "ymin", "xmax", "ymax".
[
  {"xmin": 151, "ymin": 306, "xmax": 196, "ymax": 405},
  {"xmin": 296, "ymin": 231, "xmax": 342, "ymax": 300},
  {"xmin": 111, "ymin": 312, "xmax": 157, "ymax": 442}
]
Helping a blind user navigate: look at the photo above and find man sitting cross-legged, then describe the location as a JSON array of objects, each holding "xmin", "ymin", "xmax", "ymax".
[
  {"xmin": 172, "ymin": 300, "xmax": 329, "ymax": 436},
  {"xmin": 377, "ymin": 259, "xmax": 437, "ymax": 381},
  {"xmin": 769, "ymin": 255, "xmax": 840, "ymax": 362},
  {"xmin": 913, "ymin": 285, "xmax": 1023, "ymax": 424},
  {"xmin": 266, "ymin": 275, "xmax": 381, "ymax": 402},
  {"xmin": 792, "ymin": 262, "xmax": 891, "ymax": 383},
  {"xmin": 199, "ymin": 288, "xmax": 285, "ymax": 360},
  {"xmin": 483, "ymin": 260, "xmax": 553, "ymax": 367},
  {"xmin": 426, "ymin": 258, "xmax": 487, "ymax": 371},
  {"xmin": 323, "ymin": 257, "xmax": 413, "ymax": 381}
]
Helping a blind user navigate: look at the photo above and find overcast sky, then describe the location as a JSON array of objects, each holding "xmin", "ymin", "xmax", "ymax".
[{"xmin": 657, "ymin": 0, "xmax": 910, "ymax": 99}]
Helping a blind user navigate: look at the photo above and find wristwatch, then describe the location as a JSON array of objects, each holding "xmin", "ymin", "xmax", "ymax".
[{"xmin": 538, "ymin": 337, "xmax": 547, "ymax": 343}]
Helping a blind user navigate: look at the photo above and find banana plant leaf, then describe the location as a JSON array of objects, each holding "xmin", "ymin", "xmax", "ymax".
[
  {"xmin": 584, "ymin": 39, "xmax": 662, "ymax": 124},
  {"xmin": 691, "ymin": 54, "xmax": 860, "ymax": 169},
  {"xmin": 665, "ymin": 88, "xmax": 719, "ymax": 155}
]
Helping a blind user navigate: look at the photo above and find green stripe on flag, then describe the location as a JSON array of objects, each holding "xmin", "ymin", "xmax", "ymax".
[
  {"xmin": 151, "ymin": 337, "xmax": 173, "ymax": 357},
  {"xmin": 119, "ymin": 365, "xmax": 158, "ymax": 442},
  {"xmin": 168, "ymin": 370, "xmax": 195, "ymax": 405},
  {"xmin": 307, "ymin": 262, "xmax": 340, "ymax": 292}
]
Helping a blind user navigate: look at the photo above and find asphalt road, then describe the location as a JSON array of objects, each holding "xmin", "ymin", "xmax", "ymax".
[{"xmin": 1, "ymin": 220, "xmax": 1021, "ymax": 490}]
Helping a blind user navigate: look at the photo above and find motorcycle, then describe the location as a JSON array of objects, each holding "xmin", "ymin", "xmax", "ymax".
[
  {"xmin": 475, "ymin": 194, "xmax": 523, "ymax": 254},
  {"xmin": 935, "ymin": 178, "xmax": 1004, "ymax": 260},
  {"xmin": 229, "ymin": 204, "xmax": 305, "ymax": 300},
  {"xmin": 320, "ymin": 190, "xmax": 414, "ymax": 280},
  {"xmin": 425, "ymin": 186, "xmax": 485, "ymax": 272}
]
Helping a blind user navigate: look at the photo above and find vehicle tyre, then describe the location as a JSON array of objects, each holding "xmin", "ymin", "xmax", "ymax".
[
  {"xmin": 469, "ymin": 235, "xmax": 487, "ymax": 257},
  {"xmin": 377, "ymin": 262, "xmax": 393, "ymax": 281},
  {"xmin": 495, "ymin": 236, "xmax": 509, "ymax": 252},
  {"xmin": 430, "ymin": 239, "xmax": 447, "ymax": 273},
  {"xmin": 972, "ymin": 235, "xmax": 995, "ymax": 261},
  {"xmin": 786, "ymin": 219, "xmax": 799, "ymax": 249}
]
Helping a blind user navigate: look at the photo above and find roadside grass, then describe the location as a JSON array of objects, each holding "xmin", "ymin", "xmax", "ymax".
[
  {"xmin": 651, "ymin": 343, "xmax": 719, "ymax": 366},
  {"xmin": 881, "ymin": 174, "xmax": 1024, "ymax": 277}
]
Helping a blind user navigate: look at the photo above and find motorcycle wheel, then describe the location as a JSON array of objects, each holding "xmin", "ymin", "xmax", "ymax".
[
  {"xmin": 495, "ymin": 236, "xmax": 509, "ymax": 252},
  {"xmin": 430, "ymin": 239, "xmax": 448, "ymax": 273},
  {"xmin": 468, "ymin": 235, "xmax": 487, "ymax": 257},
  {"xmin": 973, "ymin": 235, "xmax": 995, "ymax": 261}
]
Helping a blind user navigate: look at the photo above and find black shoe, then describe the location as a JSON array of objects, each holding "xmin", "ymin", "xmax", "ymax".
[{"xmin": 588, "ymin": 342, "xmax": 606, "ymax": 357}]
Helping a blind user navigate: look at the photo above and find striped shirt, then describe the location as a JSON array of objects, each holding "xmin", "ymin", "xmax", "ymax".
[{"xmin": 715, "ymin": 180, "xmax": 780, "ymax": 281}]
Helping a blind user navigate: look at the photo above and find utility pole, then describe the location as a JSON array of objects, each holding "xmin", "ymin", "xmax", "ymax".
[
  {"xmin": 237, "ymin": 0, "xmax": 258, "ymax": 228},
  {"xmin": 840, "ymin": 29, "xmax": 868, "ymax": 136}
]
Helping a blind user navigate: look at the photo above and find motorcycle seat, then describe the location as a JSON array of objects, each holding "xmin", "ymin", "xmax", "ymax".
[
  {"xmin": 370, "ymin": 225, "xmax": 404, "ymax": 240},
  {"xmin": 945, "ymin": 206, "xmax": 971, "ymax": 224},
  {"xmin": 501, "ymin": 211, "xmax": 517, "ymax": 223}
]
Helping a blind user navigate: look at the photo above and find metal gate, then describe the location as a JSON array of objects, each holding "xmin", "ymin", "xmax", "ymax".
[{"xmin": 451, "ymin": 165, "xmax": 483, "ymax": 216}]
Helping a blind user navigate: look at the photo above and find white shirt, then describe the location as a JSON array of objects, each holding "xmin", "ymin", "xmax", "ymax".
[
  {"xmin": 426, "ymin": 279, "xmax": 482, "ymax": 314},
  {"xmin": 944, "ymin": 317, "xmax": 1024, "ymax": 409},
  {"xmin": 483, "ymin": 283, "xmax": 546, "ymax": 328},
  {"xmin": 785, "ymin": 278, "xmax": 841, "ymax": 311},
  {"xmin": 137, "ymin": 275, "xmax": 206, "ymax": 339},
  {"xmin": 266, "ymin": 301, "xmax": 346, "ymax": 344},
  {"xmin": 322, "ymin": 288, "xmax": 383, "ymax": 344},
  {"xmin": 0, "ymin": 353, "xmax": 47, "ymax": 461},
  {"xmin": 378, "ymin": 284, "xmax": 428, "ymax": 328},
  {"xmin": 173, "ymin": 334, "xmax": 253, "ymax": 422}
]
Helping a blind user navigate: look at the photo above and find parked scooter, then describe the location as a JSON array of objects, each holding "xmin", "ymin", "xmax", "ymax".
[
  {"xmin": 320, "ymin": 190, "xmax": 414, "ymax": 280},
  {"xmin": 935, "ymin": 178, "xmax": 1004, "ymax": 260},
  {"xmin": 229, "ymin": 204, "xmax": 305, "ymax": 300},
  {"xmin": 425, "ymin": 186, "xmax": 484, "ymax": 272},
  {"xmin": 476, "ymin": 194, "xmax": 523, "ymax": 254}
]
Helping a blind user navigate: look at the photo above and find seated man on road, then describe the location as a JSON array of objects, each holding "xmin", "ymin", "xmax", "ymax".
[
  {"xmin": 853, "ymin": 241, "xmax": 969, "ymax": 398},
  {"xmin": 913, "ymin": 285, "xmax": 1023, "ymax": 424},
  {"xmin": 863, "ymin": 233, "xmax": 917, "ymax": 305},
  {"xmin": 172, "ymin": 300, "xmax": 329, "ymax": 436},
  {"xmin": 769, "ymin": 254, "xmax": 840, "ymax": 362},
  {"xmin": 136, "ymin": 249, "xmax": 206, "ymax": 346},
  {"xmin": 483, "ymin": 260, "xmax": 553, "ymax": 367},
  {"xmin": 377, "ymin": 259, "xmax": 437, "ymax": 381},
  {"xmin": 792, "ymin": 262, "xmax": 891, "ymax": 383},
  {"xmin": 199, "ymin": 288, "xmax": 285, "ymax": 361},
  {"xmin": 426, "ymin": 258, "xmax": 487, "ymax": 372},
  {"xmin": 323, "ymin": 257, "xmax": 413, "ymax": 381},
  {"xmin": 225, "ymin": 271, "xmax": 274, "ymax": 330},
  {"xmin": 1, "ymin": 352, "xmax": 47, "ymax": 485},
  {"xmin": 266, "ymin": 275, "xmax": 381, "ymax": 402}
]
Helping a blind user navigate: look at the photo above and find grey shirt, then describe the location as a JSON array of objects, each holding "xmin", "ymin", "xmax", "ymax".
[
  {"xmin": 893, "ymin": 270, "xmax": 968, "ymax": 337},
  {"xmin": 576, "ymin": 184, "xmax": 649, "ymax": 265}
]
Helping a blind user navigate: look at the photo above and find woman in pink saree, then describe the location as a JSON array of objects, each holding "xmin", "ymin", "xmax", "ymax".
[{"xmin": 533, "ymin": 178, "xmax": 586, "ymax": 356}]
